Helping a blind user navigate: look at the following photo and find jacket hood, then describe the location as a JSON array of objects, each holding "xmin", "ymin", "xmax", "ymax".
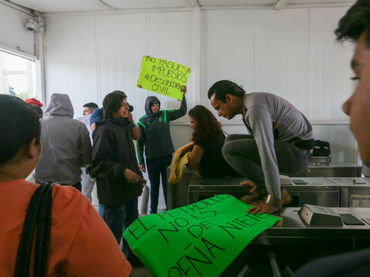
[
  {"xmin": 145, "ymin": 96, "xmax": 161, "ymax": 115},
  {"xmin": 45, "ymin": 93, "xmax": 74, "ymax": 118}
]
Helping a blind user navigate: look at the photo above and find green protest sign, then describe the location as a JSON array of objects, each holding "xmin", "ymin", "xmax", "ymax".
[
  {"xmin": 124, "ymin": 194, "xmax": 280, "ymax": 276},
  {"xmin": 137, "ymin": 56, "xmax": 191, "ymax": 100}
]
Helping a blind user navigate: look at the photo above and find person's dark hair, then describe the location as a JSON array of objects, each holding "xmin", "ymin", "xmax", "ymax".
[
  {"xmin": 102, "ymin": 91, "xmax": 127, "ymax": 119},
  {"xmin": 335, "ymin": 0, "xmax": 370, "ymax": 47},
  {"xmin": 83, "ymin": 102, "xmax": 99, "ymax": 110},
  {"xmin": 0, "ymin": 95, "xmax": 41, "ymax": 165},
  {"xmin": 189, "ymin": 105, "xmax": 224, "ymax": 144},
  {"xmin": 28, "ymin": 104, "xmax": 43, "ymax": 119},
  {"xmin": 207, "ymin": 80, "xmax": 246, "ymax": 102}
]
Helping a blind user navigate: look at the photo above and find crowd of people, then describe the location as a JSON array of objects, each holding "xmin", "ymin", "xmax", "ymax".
[{"xmin": 0, "ymin": 0, "xmax": 369, "ymax": 275}]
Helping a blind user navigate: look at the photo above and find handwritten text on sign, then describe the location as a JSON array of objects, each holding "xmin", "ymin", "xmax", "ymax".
[
  {"xmin": 137, "ymin": 56, "xmax": 191, "ymax": 100},
  {"xmin": 124, "ymin": 194, "xmax": 280, "ymax": 277}
]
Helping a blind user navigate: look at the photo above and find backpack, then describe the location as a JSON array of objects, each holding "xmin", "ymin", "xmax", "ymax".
[{"xmin": 312, "ymin": 140, "xmax": 331, "ymax": 157}]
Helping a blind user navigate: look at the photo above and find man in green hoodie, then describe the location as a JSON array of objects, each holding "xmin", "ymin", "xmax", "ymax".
[{"xmin": 137, "ymin": 88, "xmax": 187, "ymax": 214}]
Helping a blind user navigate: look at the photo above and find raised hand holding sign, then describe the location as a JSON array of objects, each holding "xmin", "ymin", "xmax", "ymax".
[{"xmin": 137, "ymin": 56, "xmax": 191, "ymax": 100}]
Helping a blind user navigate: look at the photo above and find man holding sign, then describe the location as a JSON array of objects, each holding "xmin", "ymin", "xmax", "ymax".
[{"xmin": 137, "ymin": 87, "xmax": 187, "ymax": 214}]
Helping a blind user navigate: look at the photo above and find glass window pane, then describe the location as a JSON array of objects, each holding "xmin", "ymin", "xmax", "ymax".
[{"xmin": 0, "ymin": 51, "xmax": 37, "ymax": 100}]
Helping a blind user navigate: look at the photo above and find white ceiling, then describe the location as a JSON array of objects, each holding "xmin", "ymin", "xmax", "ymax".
[{"xmin": 8, "ymin": 0, "xmax": 355, "ymax": 13}]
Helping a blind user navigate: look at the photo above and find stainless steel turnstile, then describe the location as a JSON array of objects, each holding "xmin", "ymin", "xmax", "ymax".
[
  {"xmin": 306, "ymin": 163, "xmax": 362, "ymax": 177},
  {"xmin": 187, "ymin": 177, "xmax": 370, "ymax": 208}
]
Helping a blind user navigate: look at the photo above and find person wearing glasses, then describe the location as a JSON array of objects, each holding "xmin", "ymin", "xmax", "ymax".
[{"xmin": 137, "ymin": 88, "xmax": 187, "ymax": 214}]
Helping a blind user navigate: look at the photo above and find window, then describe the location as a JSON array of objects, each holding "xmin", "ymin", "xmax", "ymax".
[{"xmin": 0, "ymin": 51, "xmax": 37, "ymax": 100}]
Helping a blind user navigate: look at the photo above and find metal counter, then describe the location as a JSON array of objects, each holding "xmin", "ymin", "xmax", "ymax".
[
  {"xmin": 253, "ymin": 207, "xmax": 370, "ymax": 247},
  {"xmin": 187, "ymin": 177, "xmax": 370, "ymax": 208},
  {"xmin": 306, "ymin": 163, "xmax": 362, "ymax": 177},
  {"xmin": 328, "ymin": 177, "xmax": 370, "ymax": 207}
]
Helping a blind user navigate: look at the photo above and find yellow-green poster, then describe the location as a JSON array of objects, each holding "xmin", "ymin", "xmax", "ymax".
[
  {"xmin": 124, "ymin": 194, "xmax": 280, "ymax": 277},
  {"xmin": 137, "ymin": 56, "xmax": 191, "ymax": 100}
]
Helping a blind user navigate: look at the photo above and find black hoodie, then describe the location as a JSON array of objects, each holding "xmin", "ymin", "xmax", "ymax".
[{"xmin": 136, "ymin": 96, "xmax": 187, "ymax": 164}]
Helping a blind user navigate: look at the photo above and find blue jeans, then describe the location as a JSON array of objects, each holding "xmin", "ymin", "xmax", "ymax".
[
  {"xmin": 98, "ymin": 204, "xmax": 104, "ymax": 217},
  {"xmin": 146, "ymin": 154, "xmax": 172, "ymax": 214}
]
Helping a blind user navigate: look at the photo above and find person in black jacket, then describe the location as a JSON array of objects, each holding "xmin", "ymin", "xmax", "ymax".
[
  {"xmin": 137, "ymin": 88, "xmax": 187, "ymax": 214},
  {"xmin": 91, "ymin": 91, "xmax": 146, "ymax": 262}
]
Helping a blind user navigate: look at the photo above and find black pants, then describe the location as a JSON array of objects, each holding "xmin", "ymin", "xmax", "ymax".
[
  {"xmin": 103, "ymin": 198, "xmax": 138, "ymax": 263},
  {"xmin": 146, "ymin": 154, "xmax": 172, "ymax": 214},
  {"xmin": 67, "ymin": 182, "xmax": 81, "ymax": 191},
  {"xmin": 222, "ymin": 134, "xmax": 310, "ymax": 194}
]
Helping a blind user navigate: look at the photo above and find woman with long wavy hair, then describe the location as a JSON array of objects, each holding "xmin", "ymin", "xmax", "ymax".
[{"xmin": 187, "ymin": 105, "xmax": 239, "ymax": 177}]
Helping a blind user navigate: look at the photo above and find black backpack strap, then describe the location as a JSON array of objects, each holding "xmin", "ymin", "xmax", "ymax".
[
  {"xmin": 34, "ymin": 184, "xmax": 53, "ymax": 276},
  {"xmin": 14, "ymin": 184, "xmax": 54, "ymax": 277}
]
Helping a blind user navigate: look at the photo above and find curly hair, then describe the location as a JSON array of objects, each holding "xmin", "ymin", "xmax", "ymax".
[{"xmin": 189, "ymin": 105, "xmax": 223, "ymax": 144}]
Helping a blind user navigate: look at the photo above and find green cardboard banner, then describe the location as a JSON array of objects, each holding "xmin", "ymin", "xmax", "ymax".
[
  {"xmin": 124, "ymin": 194, "xmax": 280, "ymax": 277},
  {"xmin": 137, "ymin": 56, "xmax": 191, "ymax": 100}
]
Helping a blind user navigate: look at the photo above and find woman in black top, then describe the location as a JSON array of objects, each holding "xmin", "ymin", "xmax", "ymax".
[{"xmin": 187, "ymin": 105, "xmax": 239, "ymax": 177}]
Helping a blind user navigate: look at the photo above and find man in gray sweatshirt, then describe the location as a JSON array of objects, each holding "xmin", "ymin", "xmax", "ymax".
[
  {"xmin": 35, "ymin": 93, "xmax": 92, "ymax": 190},
  {"xmin": 208, "ymin": 80, "xmax": 313, "ymax": 214}
]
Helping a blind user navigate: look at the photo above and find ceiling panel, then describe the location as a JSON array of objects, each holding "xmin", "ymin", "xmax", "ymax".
[
  {"xmin": 198, "ymin": 0, "xmax": 275, "ymax": 6},
  {"xmin": 9, "ymin": 0, "xmax": 355, "ymax": 13},
  {"xmin": 104, "ymin": 0, "xmax": 191, "ymax": 9},
  {"xmin": 10, "ymin": 0, "xmax": 110, "ymax": 13},
  {"xmin": 290, "ymin": 0, "xmax": 355, "ymax": 3}
]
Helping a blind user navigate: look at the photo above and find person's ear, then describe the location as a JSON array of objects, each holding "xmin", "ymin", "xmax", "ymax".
[
  {"xmin": 225, "ymin": 94, "xmax": 232, "ymax": 103},
  {"xmin": 25, "ymin": 138, "xmax": 41, "ymax": 159}
]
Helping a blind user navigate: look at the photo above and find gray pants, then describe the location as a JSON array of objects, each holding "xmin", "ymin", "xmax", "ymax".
[
  {"xmin": 81, "ymin": 167, "xmax": 95, "ymax": 202},
  {"xmin": 222, "ymin": 134, "xmax": 310, "ymax": 193}
]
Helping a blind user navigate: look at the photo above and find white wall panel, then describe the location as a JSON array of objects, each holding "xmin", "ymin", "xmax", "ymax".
[
  {"xmin": 45, "ymin": 11, "xmax": 193, "ymax": 117},
  {"xmin": 254, "ymin": 9, "xmax": 309, "ymax": 114},
  {"xmin": 45, "ymin": 16, "xmax": 98, "ymax": 116},
  {"xmin": 309, "ymin": 7, "xmax": 354, "ymax": 121},
  {"xmin": 312, "ymin": 124, "xmax": 357, "ymax": 163},
  {"xmin": 95, "ymin": 13, "xmax": 146, "ymax": 119},
  {"xmin": 203, "ymin": 10, "xmax": 254, "ymax": 124},
  {"xmin": 0, "ymin": 4, "xmax": 34, "ymax": 56},
  {"xmin": 143, "ymin": 11, "xmax": 194, "ymax": 122}
]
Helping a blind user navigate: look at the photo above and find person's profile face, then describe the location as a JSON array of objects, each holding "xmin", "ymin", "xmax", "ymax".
[
  {"xmin": 118, "ymin": 98, "xmax": 129, "ymax": 118},
  {"xmin": 210, "ymin": 93, "xmax": 235, "ymax": 120},
  {"xmin": 342, "ymin": 32, "xmax": 370, "ymax": 165},
  {"xmin": 189, "ymin": 116, "xmax": 197, "ymax": 130},
  {"xmin": 83, "ymin": 107, "xmax": 93, "ymax": 116}
]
